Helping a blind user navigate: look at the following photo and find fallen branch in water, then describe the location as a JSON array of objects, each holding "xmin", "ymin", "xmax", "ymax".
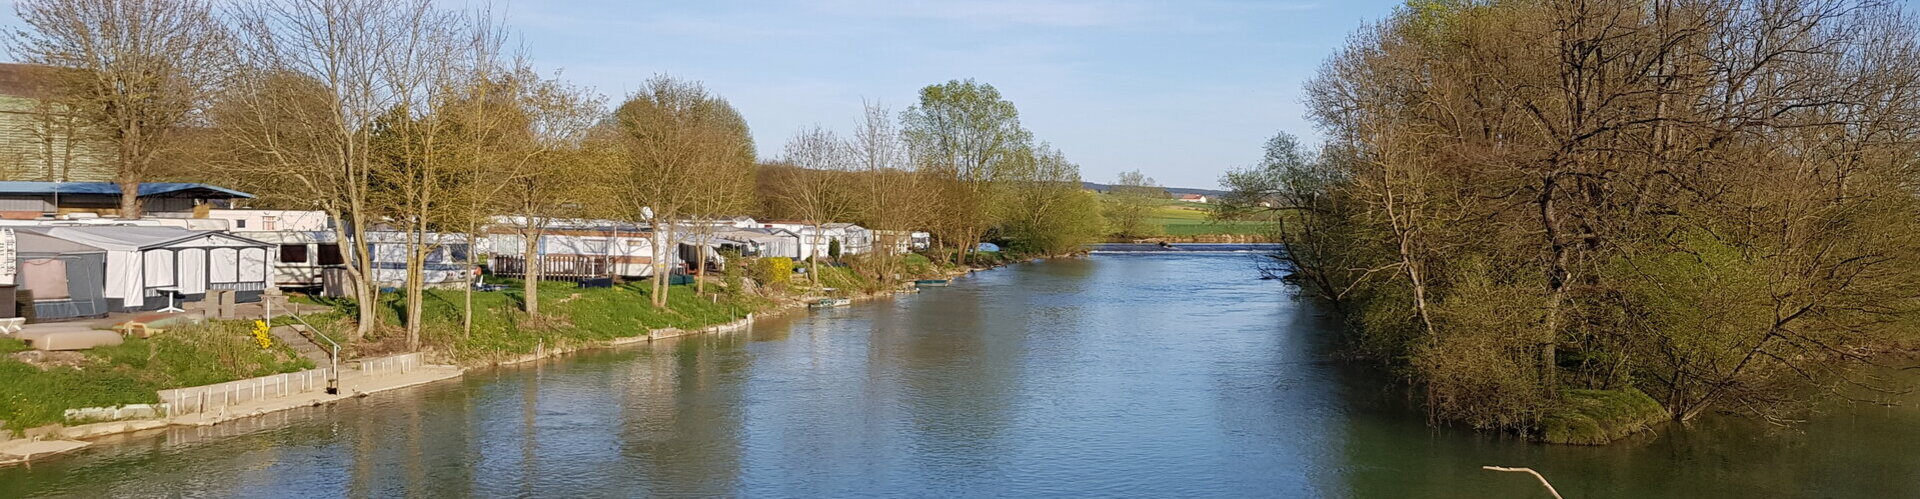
[{"xmin": 1483, "ymin": 466, "xmax": 1564, "ymax": 499}]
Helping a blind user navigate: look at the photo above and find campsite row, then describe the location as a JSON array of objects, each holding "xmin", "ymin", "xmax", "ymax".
[{"xmin": 0, "ymin": 180, "xmax": 929, "ymax": 322}]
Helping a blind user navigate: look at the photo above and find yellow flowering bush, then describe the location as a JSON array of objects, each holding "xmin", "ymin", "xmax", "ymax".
[{"xmin": 250, "ymin": 320, "xmax": 273, "ymax": 349}]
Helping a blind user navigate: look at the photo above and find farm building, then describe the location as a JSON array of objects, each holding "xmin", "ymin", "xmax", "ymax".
[{"xmin": 0, "ymin": 181, "xmax": 253, "ymax": 219}]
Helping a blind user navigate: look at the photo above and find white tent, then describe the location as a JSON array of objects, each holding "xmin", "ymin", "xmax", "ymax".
[
  {"xmin": 715, "ymin": 228, "xmax": 802, "ymax": 259},
  {"xmin": 19, "ymin": 226, "xmax": 269, "ymax": 309}
]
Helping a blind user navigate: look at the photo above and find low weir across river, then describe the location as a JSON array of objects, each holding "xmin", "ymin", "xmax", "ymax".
[
  {"xmin": 1088, "ymin": 242, "xmax": 1283, "ymax": 253},
  {"xmin": 2, "ymin": 253, "xmax": 1917, "ymax": 497}
]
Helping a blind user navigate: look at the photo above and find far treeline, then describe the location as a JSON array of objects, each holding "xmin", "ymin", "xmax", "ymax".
[
  {"xmin": 1222, "ymin": 0, "xmax": 1920, "ymax": 442},
  {"xmin": 6, "ymin": 0, "xmax": 1110, "ymax": 347}
]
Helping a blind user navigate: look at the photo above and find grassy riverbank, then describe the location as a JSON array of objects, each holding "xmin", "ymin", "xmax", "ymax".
[
  {"xmin": 1, "ymin": 255, "xmax": 962, "ymax": 435},
  {"xmin": 311, "ymin": 256, "xmax": 963, "ymax": 364},
  {"xmin": 1539, "ymin": 388, "xmax": 1668, "ymax": 445},
  {"xmin": 0, "ymin": 323, "xmax": 314, "ymax": 432}
]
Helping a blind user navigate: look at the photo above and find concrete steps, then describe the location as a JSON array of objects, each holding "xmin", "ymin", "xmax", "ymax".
[{"xmin": 269, "ymin": 325, "xmax": 331, "ymax": 366}]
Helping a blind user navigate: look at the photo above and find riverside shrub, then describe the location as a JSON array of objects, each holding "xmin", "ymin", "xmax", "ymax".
[
  {"xmin": 1228, "ymin": 0, "xmax": 1920, "ymax": 438},
  {"xmin": 752, "ymin": 258, "xmax": 793, "ymax": 287}
]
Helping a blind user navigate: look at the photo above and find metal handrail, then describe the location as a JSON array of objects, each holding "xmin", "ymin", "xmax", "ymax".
[{"xmin": 266, "ymin": 298, "xmax": 342, "ymax": 394}]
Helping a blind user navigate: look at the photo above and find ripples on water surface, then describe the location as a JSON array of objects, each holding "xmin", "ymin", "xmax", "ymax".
[{"xmin": 3, "ymin": 254, "xmax": 1918, "ymax": 498}]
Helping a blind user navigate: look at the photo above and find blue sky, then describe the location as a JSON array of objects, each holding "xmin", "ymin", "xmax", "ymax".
[
  {"xmin": 0, "ymin": 0, "xmax": 1405, "ymax": 189},
  {"xmin": 497, "ymin": 0, "xmax": 1405, "ymax": 189}
]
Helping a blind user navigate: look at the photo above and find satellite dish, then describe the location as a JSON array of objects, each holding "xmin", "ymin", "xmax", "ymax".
[{"xmin": 641, "ymin": 207, "xmax": 655, "ymax": 220}]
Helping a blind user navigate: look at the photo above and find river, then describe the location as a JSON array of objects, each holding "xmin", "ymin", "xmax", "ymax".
[{"xmin": 3, "ymin": 253, "xmax": 1918, "ymax": 497}]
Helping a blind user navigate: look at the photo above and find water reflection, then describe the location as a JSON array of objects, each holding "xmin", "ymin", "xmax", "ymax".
[{"xmin": 2, "ymin": 254, "xmax": 1918, "ymax": 498}]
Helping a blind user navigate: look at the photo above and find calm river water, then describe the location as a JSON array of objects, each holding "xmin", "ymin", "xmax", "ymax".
[{"xmin": 3, "ymin": 253, "xmax": 1918, "ymax": 498}]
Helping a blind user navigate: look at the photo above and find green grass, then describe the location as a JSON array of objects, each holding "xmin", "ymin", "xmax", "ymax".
[
  {"xmin": 298, "ymin": 254, "xmax": 962, "ymax": 363},
  {"xmin": 1103, "ymin": 194, "xmax": 1276, "ymax": 237},
  {"xmin": 0, "ymin": 321, "xmax": 315, "ymax": 432},
  {"xmin": 0, "ymin": 337, "xmax": 27, "ymax": 354},
  {"xmin": 383, "ymin": 279, "xmax": 769, "ymax": 363},
  {"xmin": 1539, "ymin": 388, "xmax": 1668, "ymax": 445}
]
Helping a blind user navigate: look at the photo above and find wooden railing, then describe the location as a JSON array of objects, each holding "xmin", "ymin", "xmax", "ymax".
[{"xmin": 490, "ymin": 255, "xmax": 612, "ymax": 283}]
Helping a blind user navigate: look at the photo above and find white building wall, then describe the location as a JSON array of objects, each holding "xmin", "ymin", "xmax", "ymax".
[{"xmin": 206, "ymin": 210, "xmax": 331, "ymax": 232}]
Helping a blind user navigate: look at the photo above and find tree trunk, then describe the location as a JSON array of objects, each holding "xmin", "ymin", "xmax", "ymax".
[
  {"xmin": 117, "ymin": 176, "xmax": 140, "ymax": 219},
  {"xmin": 463, "ymin": 226, "xmax": 475, "ymax": 339},
  {"xmin": 117, "ymin": 131, "xmax": 142, "ymax": 219},
  {"xmin": 522, "ymin": 227, "xmax": 541, "ymax": 316},
  {"xmin": 406, "ymin": 237, "xmax": 425, "ymax": 351},
  {"xmin": 332, "ymin": 210, "xmax": 379, "ymax": 342},
  {"xmin": 1539, "ymin": 175, "xmax": 1568, "ymax": 394},
  {"xmin": 651, "ymin": 225, "xmax": 669, "ymax": 308},
  {"xmin": 811, "ymin": 222, "xmax": 824, "ymax": 291},
  {"xmin": 1381, "ymin": 166, "xmax": 1437, "ymax": 341},
  {"xmin": 695, "ymin": 231, "xmax": 708, "ymax": 295}
]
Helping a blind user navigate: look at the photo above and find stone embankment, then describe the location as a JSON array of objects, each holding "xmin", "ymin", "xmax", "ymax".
[{"xmin": 0, "ymin": 353, "xmax": 460, "ymax": 466}]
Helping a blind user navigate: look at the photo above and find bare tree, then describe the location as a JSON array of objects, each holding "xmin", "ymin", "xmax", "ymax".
[
  {"xmin": 602, "ymin": 75, "xmax": 752, "ymax": 308},
  {"xmin": 678, "ymin": 102, "xmax": 755, "ymax": 297},
  {"xmin": 850, "ymin": 101, "xmax": 925, "ymax": 282},
  {"xmin": 7, "ymin": 0, "xmax": 229, "ymax": 217},
  {"xmin": 220, "ymin": 0, "xmax": 470, "ymax": 342},
  {"xmin": 774, "ymin": 125, "xmax": 859, "ymax": 290},
  {"xmin": 491, "ymin": 68, "xmax": 606, "ymax": 318}
]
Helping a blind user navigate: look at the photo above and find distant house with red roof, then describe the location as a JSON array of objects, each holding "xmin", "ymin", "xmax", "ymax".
[{"xmin": 1177, "ymin": 194, "xmax": 1209, "ymax": 204}]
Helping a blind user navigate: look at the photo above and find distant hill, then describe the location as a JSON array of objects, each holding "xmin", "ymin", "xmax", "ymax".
[{"xmin": 1081, "ymin": 181, "xmax": 1230, "ymax": 198}]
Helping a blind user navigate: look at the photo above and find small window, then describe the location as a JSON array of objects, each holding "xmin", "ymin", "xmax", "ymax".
[
  {"xmin": 279, "ymin": 244, "xmax": 309, "ymax": 263},
  {"xmin": 263, "ymin": 216, "xmax": 278, "ymax": 231},
  {"xmin": 447, "ymin": 244, "xmax": 471, "ymax": 262},
  {"xmin": 235, "ymin": 220, "xmax": 247, "ymax": 229},
  {"xmin": 316, "ymin": 244, "xmax": 344, "ymax": 265}
]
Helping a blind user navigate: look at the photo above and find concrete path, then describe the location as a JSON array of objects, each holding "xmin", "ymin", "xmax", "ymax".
[
  {"xmin": 0, "ymin": 439, "xmax": 89, "ymax": 465},
  {"xmin": 167, "ymin": 365, "xmax": 463, "ymax": 427},
  {"xmin": 0, "ymin": 364, "xmax": 463, "ymax": 467}
]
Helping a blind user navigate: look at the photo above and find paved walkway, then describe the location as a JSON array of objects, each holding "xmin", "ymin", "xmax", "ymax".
[
  {"xmin": 0, "ymin": 364, "xmax": 463, "ymax": 466},
  {"xmin": 167, "ymin": 365, "xmax": 463, "ymax": 426},
  {"xmin": 0, "ymin": 439, "xmax": 88, "ymax": 465}
]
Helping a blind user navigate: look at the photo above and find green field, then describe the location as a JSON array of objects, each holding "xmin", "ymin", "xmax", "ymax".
[
  {"xmin": 1102, "ymin": 193, "xmax": 1274, "ymax": 237},
  {"xmin": 1144, "ymin": 201, "xmax": 1273, "ymax": 236}
]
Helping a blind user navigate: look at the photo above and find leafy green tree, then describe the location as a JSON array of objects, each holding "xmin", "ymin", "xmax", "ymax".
[
  {"xmin": 1272, "ymin": 0, "xmax": 1920, "ymax": 435},
  {"xmin": 1001, "ymin": 144, "xmax": 1103, "ymax": 255},
  {"xmin": 902, "ymin": 79, "xmax": 1032, "ymax": 264},
  {"xmin": 1105, "ymin": 170, "xmax": 1163, "ymax": 238}
]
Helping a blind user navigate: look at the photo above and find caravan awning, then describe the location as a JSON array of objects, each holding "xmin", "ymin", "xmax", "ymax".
[
  {"xmin": 20, "ymin": 226, "xmax": 270, "ymax": 308},
  {"xmin": 19, "ymin": 226, "xmax": 268, "ymax": 251}
]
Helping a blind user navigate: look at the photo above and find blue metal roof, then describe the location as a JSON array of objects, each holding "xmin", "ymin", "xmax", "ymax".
[{"xmin": 0, "ymin": 181, "xmax": 253, "ymax": 199}]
